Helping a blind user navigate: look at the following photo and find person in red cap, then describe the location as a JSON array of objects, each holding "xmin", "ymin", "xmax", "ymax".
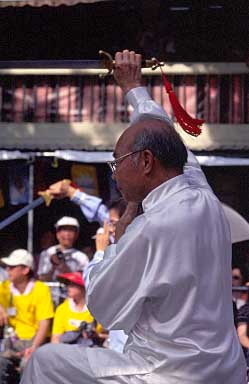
[{"xmin": 51, "ymin": 272, "xmax": 105, "ymax": 346}]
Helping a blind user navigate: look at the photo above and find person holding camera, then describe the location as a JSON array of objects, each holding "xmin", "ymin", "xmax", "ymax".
[
  {"xmin": 38, "ymin": 216, "xmax": 89, "ymax": 282},
  {"xmin": 51, "ymin": 272, "xmax": 106, "ymax": 347}
]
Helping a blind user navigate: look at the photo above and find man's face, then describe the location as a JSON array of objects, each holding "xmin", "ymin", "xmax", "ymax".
[
  {"xmin": 108, "ymin": 208, "xmax": 120, "ymax": 239},
  {"xmin": 56, "ymin": 226, "xmax": 78, "ymax": 248},
  {"xmin": 112, "ymin": 131, "xmax": 145, "ymax": 202},
  {"xmin": 7, "ymin": 265, "xmax": 30, "ymax": 285},
  {"xmin": 67, "ymin": 283, "xmax": 85, "ymax": 301},
  {"xmin": 232, "ymin": 268, "xmax": 243, "ymax": 287}
]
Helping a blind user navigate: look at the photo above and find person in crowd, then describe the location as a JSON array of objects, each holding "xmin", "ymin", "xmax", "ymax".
[
  {"xmin": 237, "ymin": 300, "xmax": 249, "ymax": 367},
  {"xmin": 21, "ymin": 50, "xmax": 246, "ymax": 384},
  {"xmin": 232, "ymin": 267, "xmax": 246, "ymax": 309},
  {"xmin": 0, "ymin": 249, "xmax": 54, "ymax": 383},
  {"xmin": 38, "ymin": 216, "xmax": 89, "ymax": 281},
  {"xmin": 47, "ymin": 182, "xmax": 109, "ymax": 227},
  {"xmin": 51, "ymin": 272, "xmax": 106, "ymax": 347}
]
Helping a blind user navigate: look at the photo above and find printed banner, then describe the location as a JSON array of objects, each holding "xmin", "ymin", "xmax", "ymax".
[{"xmin": 71, "ymin": 164, "xmax": 99, "ymax": 196}]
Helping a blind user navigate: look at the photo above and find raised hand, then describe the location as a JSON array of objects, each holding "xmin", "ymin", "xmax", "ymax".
[
  {"xmin": 95, "ymin": 221, "xmax": 110, "ymax": 252},
  {"xmin": 47, "ymin": 180, "xmax": 76, "ymax": 200},
  {"xmin": 115, "ymin": 202, "xmax": 140, "ymax": 242},
  {"xmin": 114, "ymin": 50, "xmax": 142, "ymax": 94}
]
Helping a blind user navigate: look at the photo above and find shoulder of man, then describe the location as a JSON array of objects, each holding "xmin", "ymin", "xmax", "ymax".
[
  {"xmin": 55, "ymin": 298, "xmax": 68, "ymax": 314},
  {"xmin": 237, "ymin": 303, "xmax": 249, "ymax": 323},
  {"xmin": 33, "ymin": 280, "xmax": 53, "ymax": 294},
  {"xmin": 40, "ymin": 245, "xmax": 58, "ymax": 257},
  {"xmin": 0, "ymin": 279, "xmax": 10, "ymax": 292},
  {"xmin": 70, "ymin": 249, "xmax": 89, "ymax": 260}
]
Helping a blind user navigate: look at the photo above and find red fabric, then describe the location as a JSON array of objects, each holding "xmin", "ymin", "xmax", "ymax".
[
  {"xmin": 160, "ymin": 68, "xmax": 204, "ymax": 137},
  {"xmin": 70, "ymin": 181, "xmax": 83, "ymax": 192},
  {"xmin": 57, "ymin": 272, "xmax": 85, "ymax": 287}
]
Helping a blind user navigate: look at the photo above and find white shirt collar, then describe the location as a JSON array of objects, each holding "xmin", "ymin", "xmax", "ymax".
[
  {"xmin": 142, "ymin": 173, "xmax": 188, "ymax": 212},
  {"xmin": 68, "ymin": 298, "xmax": 87, "ymax": 313},
  {"xmin": 10, "ymin": 279, "xmax": 35, "ymax": 296}
]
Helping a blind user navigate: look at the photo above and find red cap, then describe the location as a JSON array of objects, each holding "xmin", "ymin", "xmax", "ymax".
[{"xmin": 57, "ymin": 272, "xmax": 84, "ymax": 287}]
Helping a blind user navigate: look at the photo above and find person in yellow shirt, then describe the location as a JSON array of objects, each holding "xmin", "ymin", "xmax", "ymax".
[
  {"xmin": 52, "ymin": 272, "xmax": 106, "ymax": 346},
  {"xmin": 0, "ymin": 249, "xmax": 54, "ymax": 383}
]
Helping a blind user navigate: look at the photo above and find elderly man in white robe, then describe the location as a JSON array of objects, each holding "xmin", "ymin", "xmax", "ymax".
[{"xmin": 20, "ymin": 51, "xmax": 246, "ymax": 384}]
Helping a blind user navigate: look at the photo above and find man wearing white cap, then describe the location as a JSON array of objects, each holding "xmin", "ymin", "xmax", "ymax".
[
  {"xmin": 38, "ymin": 216, "xmax": 89, "ymax": 282},
  {"xmin": 0, "ymin": 249, "xmax": 54, "ymax": 383}
]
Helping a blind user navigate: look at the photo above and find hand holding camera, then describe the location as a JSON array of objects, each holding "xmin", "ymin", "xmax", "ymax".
[
  {"xmin": 50, "ymin": 249, "xmax": 71, "ymax": 273},
  {"xmin": 50, "ymin": 249, "xmax": 65, "ymax": 266}
]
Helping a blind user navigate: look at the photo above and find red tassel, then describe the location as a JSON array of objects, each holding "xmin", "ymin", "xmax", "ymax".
[
  {"xmin": 160, "ymin": 68, "xmax": 204, "ymax": 137},
  {"xmin": 70, "ymin": 181, "xmax": 83, "ymax": 192}
]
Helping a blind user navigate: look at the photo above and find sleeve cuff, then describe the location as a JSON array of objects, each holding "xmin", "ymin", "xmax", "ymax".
[
  {"xmin": 126, "ymin": 87, "xmax": 151, "ymax": 109},
  {"xmin": 71, "ymin": 189, "xmax": 87, "ymax": 204}
]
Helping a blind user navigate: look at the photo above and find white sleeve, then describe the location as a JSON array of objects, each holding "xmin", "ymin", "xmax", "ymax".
[
  {"xmin": 71, "ymin": 190, "xmax": 109, "ymax": 225},
  {"xmin": 126, "ymin": 86, "xmax": 172, "ymax": 125},
  {"xmin": 86, "ymin": 217, "xmax": 161, "ymax": 333},
  {"xmin": 83, "ymin": 250, "xmax": 104, "ymax": 289}
]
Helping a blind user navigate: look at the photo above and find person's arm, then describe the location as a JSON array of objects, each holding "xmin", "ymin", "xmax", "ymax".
[
  {"xmin": 87, "ymin": 215, "xmax": 164, "ymax": 333},
  {"xmin": 47, "ymin": 180, "xmax": 109, "ymax": 226},
  {"xmin": 0, "ymin": 304, "xmax": 8, "ymax": 327},
  {"xmin": 23, "ymin": 318, "xmax": 51, "ymax": 361},
  {"xmin": 51, "ymin": 334, "xmax": 61, "ymax": 344},
  {"xmin": 237, "ymin": 323, "xmax": 249, "ymax": 349},
  {"xmin": 114, "ymin": 50, "xmax": 209, "ymax": 187},
  {"xmin": 83, "ymin": 221, "xmax": 110, "ymax": 288},
  {"xmin": 84, "ymin": 203, "xmax": 139, "ymax": 288},
  {"xmin": 0, "ymin": 282, "xmax": 9, "ymax": 326}
]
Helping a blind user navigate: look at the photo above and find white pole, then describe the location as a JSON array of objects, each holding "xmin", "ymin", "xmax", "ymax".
[{"xmin": 27, "ymin": 160, "xmax": 34, "ymax": 254}]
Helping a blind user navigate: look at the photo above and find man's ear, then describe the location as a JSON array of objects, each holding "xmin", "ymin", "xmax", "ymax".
[{"xmin": 142, "ymin": 149, "xmax": 154, "ymax": 175}]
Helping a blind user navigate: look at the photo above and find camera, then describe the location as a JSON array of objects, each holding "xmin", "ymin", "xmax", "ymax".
[
  {"xmin": 55, "ymin": 249, "xmax": 65, "ymax": 261},
  {"xmin": 79, "ymin": 320, "xmax": 97, "ymax": 338}
]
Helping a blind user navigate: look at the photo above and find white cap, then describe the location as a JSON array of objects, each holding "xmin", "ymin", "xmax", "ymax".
[
  {"xmin": 55, "ymin": 216, "xmax": 80, "ymax": 230},
  {"xmin": 1, "ymin": 249, "xmax": 34, "ymax": 270}
]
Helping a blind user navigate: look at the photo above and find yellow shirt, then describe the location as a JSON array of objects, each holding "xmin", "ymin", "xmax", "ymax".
[
  {"xmin": 52, "ymin": 298, "xmax": 101, "ymax": 335},
  {"xmin": 0, "ymin": 280, "xmax": 54, "ymax": 340}
]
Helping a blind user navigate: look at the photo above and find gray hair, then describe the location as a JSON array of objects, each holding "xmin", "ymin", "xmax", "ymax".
[{"xmin": 132, "ymin": 117, "xmax": 188, "ymax": 170}]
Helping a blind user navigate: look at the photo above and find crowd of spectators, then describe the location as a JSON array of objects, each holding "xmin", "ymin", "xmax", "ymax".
[
  {"xmin": 0, "ymin": 184, "xmax": 131, "ymax": 383},
  {"xmin": 0, "ymin": 183, "xmax": 249, "ymax": 383}
]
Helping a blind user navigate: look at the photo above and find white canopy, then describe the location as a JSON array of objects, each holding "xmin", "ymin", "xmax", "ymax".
[
  {"xmin": 0, "ymin": 0, "xmax": 110, "ymax": 8},
  {"xmin": 222, "ymin": 203, "xmax": 249, "ymax": 244}
]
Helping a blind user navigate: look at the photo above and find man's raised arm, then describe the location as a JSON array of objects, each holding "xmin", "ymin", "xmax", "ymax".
[{"xmin": 114, "ymin": 50, "xmax": 209, "ymax": 186}]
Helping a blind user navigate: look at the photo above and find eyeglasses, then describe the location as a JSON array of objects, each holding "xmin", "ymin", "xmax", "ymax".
[{"xmin": 107, "ymin": 150, "xmax": 143, "ymax": 173}]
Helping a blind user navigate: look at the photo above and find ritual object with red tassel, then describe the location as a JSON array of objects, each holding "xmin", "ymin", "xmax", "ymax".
[{"xmin": 157, "ymin": 63, "xmax": 204, "ymax": 137}]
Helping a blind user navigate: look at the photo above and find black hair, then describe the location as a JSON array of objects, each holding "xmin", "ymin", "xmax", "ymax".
[
  {"xmin": 108, "ymin": 199, "xmax": 127, "ymax": 217},
  {"xmin": 132, "ymin": 119, "xmax": 188, "ymax": 171}
]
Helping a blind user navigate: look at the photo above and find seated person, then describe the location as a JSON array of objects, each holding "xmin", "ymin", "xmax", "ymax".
[
  {"xmin": 232, "ymin": 267, "xmax": 246, "ymax": 310},
  {"xmin": 0, "ymin": 249, "xmax": 54, "ymax": 383},
  {"xmin": 51, "ymin": 272, "xmax": 106, "ymax": 347},
  {"xmin": 237, "ymin": 299, "xmax": 249, "ymax": 367},
  {"xmin": 38, "ymin": 216, "xmax": 89, "ymax": 281}
]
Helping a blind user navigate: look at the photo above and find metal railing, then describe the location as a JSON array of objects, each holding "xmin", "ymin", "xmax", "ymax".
[{"xmin": 0, "ymin": 65, "xmax": 248, "ymax": 125}]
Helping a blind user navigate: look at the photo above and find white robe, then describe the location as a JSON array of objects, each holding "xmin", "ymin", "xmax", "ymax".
[{"xmin": 21, "ymin": 87, "xmax": 246, "ymax": 384}]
